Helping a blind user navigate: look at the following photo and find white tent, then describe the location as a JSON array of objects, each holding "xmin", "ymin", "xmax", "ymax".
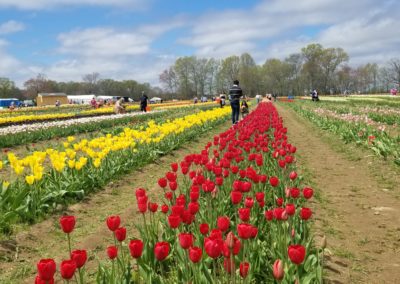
[
  {"xmin": 68, "ymin": 94, "xmax": 96, "ymax": 104},
  {"xmin": 149, "ymin": 97, "xmax": 162, "ymax": 103}
]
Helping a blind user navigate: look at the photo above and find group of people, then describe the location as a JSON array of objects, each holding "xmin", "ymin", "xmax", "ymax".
[{"xmin": 114, "ymin": 92, "xmax": 149, "ymax": 114}]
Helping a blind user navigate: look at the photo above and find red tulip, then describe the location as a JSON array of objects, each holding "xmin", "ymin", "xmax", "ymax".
[
  {"xmin": 167, "ymin": 214, "xmax": 181, "ymax": 229},
  {"xmin": 154, "ymin": 242, "xmax": 170, "ymax": 261},
  {"xmin": 35, "ymin": 275, "xmax": 54, "ymax": 284},
  {"xmin": 269, "ymin": 176, "xmax": 279, "ymax": 187},
  {"xmin": 290, "ymin": 187, "xmax": 300, "ymax": 198},
  {"xmin": 165, "ymin": 191, "xmax": 173, "ymax": 200},
  {"xmin": 59, "ymin": 215, "xmax": 76, "ymax": 234},
  {"xmin": 204, "ymin": 238, "xmax": 222, "ymax": 258},
  {"xmin": 215, "ymin": 176, "xmax": 224, "ymax": 185},
  {"xmin": 199, "ymin": 223, "xmax": 209, "ymax": 235},
  {"xmin": 278, "ymin": 159, "xmax": 286, "ymax": 168},
  {"xmin": 242, "ymin": 181, "xmax": 252, "ymax": 192},
  {"xmin": 161, "ymin": 204, "xmax": 169, "ymax": 213},
  {"xmin": 169, "ymin": 181, "xmax": 178, "ymax": 191},
  {"xmin": 190, "ymin": 191, "xmax": 199, "ymax": 201},
  {"xmin": 171, "ymin": 162, "xmax": 178, "ymax": 172},
  {"xmin": 189, "ymin": 246, "xmax": 202, "ymax": 263},
  {"xmin": 171, "ymin": 205, "xmax": 184, "ymax": 216},
  {"xmin": 70, "ymin": 250, "xmax": 87, "ymax": 268},
  {"xmin": 265, "ymin": 210, "xmax": 273, "ymax": 221},
  {"xmin": 107, "ymin": 246, "xmax": 118, "ymax": 259},
  {"xmin": 37, "ymin": 259, "xmax": 56, "ymax": 281},
  {"xmin": 106, "ymin": 215, "xmax": 121, "ymax": 232},
  {"xmin": 255, "ymin": 192, "xmax": 265, "ymax": 202},
  {"xmin": 231, "ymin": 165, "xmax": 239, "ymax": 173},
  {"xmin": 289, "ymin": 171, "xmax": 297, "ymax": 180},
  {"xmin": 303, "ymin": 187, "xmax": 314, "ymax": 199},
  {"xmin": 158, "ymin": 177, "xmax": 168, "ymax": 188},
  {"xmin": 273, "ymin": 259, "xmax": 284, "ymax": 280},
  {"xmin": 129, "ymin": 240, "xmax": 144, "ymax": 258},
  {"xmin": 60, "ymin": 260, "xmax": 77, "ymax": 280},
  {"xmin": 276, "ymin": 197, "xmax": 283, "ymax": 207},
  {"xmin": 273, "ymin": 207, "xmax": 288, "ymax": 220},
  {"xmin": 288, "ymin": 244, "xmax": 306, "ymax": 264},
  {"xmin": 182, "ymin": 210, "xmax": 195, "ymax": 225},
  {"xmin": 135, "ymin": 187, "xmax": 146, "ymax": 198},
  {"xmin": 178, "ymin": 232, "xmax": 194, "ymax": 249},
  {"xmin": 230, "ymin": 191, "xmax": 242, "ymax": 205},
  {"xmin": 148, "ymin": 202, "xmax": 158, "ymax": 213},
  {"xmin": 238, "ymin": 208, "xmax": 250, "ymax": 222},
  {"xmin": 217, "ymin": 216, "xmax": 230, "ymax": 232},
  {"xmin": 259, "ymin": 174, "xmax": 267, "ymax": 183},
  {"xmin": 166, "ymin": 171, "xmax": 177, "ymax": 182},
  {"xmin": 240, "ymin": 262, "xmax": 250, "ymax": 278},
  {"xmin": 285, "ymin": 204, "xmax": 296, "ymax": 216},
  {"xmin": 115, "ymin": 227, "xmax": 127, "ymax": 242},
  {"xmin": 137, "ymin": 202, "xmax": 147, "ymax": 213},
  {"xmin": 244, "ymin": 197, "xmax": 254, "ymax": 208},
  {"xmin": 232, "ymin": 180, "xmax": 242, "ymax": 191},
  {"xmin": 209, "ymin": 229, "xmax": 223, "ymax": 240},
  {"xmin": 237, "ymin": 223, "xmax": 253, "ymax": 239},
  {"xmin": 300, "ymin": 207, "xmax": 312, "ymax": 220}
]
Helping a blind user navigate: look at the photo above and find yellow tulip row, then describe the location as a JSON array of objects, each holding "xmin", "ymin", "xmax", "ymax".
[{"xmin": 3, "ymin": 106, "xmax": 231, "ymax": 185}]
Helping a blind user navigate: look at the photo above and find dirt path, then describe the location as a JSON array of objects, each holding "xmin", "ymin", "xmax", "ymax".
[
  {"xmin": 276, "ymin": 103, "xmax": 400, "ymax": 284},
  {"xmin": 0, "ymin": 120, "xmax": 232, "ymax": 283}
]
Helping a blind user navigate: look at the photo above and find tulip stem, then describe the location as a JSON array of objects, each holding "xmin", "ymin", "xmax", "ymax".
[
  {"xmin": 213, "ymin": 259, "xmax": 217, "ymax": 284},
  {"xmin": 67, "ymin": 233, "xmax": 72, "ymax": 255}
]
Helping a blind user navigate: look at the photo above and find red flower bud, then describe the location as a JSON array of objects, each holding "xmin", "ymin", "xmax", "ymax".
[
  {"xmin": 129, "ymin": 239, "xmax": 144, "ymax": 258},
  {"xmin": 115, "ymin": 227, "xmax": 127, "ymax": 242},
  {"xmin": 300, "ymin": 207, "xmax": 312, "ymax": 220},
  {"xmin": 106, "ymin": 215, "xmax": 121, "ymax": 232},
  {"xmin": 273, "ymin": 259, "xmax": 284, "ymax": 280},
  {"xmin": 238, "ymin": 208, "xmax": 250, "ymax": 222},
  {"xmin": 269, "ymin": 176, "xmax": 279, "ymax": 187},
  {"xmin": 107, "ymin": 246, "xmax": 118, "ymax": 259},
  {"xmin": 59, "ymin": 215, "xmax": 76, "ymax": 234},
  {"xmin": 240, "ymin": 262, "xmax": 250, "ymax": 278},
  {"xmin": 168, "ymin": 214, "xmax": 181, "ymax": 229},
  {"xmin": 178, "ymin": 232, "xmax": 194, "ymax": 249},
  {"xmin": 303, "ymin": 187, "xmax": 314, "ymax": 199},
  {"xmin": 60, "ymin": 260, "xmax": 77, "ymax": 280},
  {"xmin": 217, "ymin": 216, "xmax": 230, "ymax": 232},
  {"xmin": 170, "ymin": 162, "xmax": 178, "ymax": 172},
  {"xmin": 36, "ymin": 259, "xmax": 56, "ymax": 281},
  {"xmin": 70, "ymin": 250, "xmax": 87, "ymax": 268},
  {"xmin": 158, "ymin": 178, "xmax": 168, "ymax": 188},
  {"xmin": 288, "ymin": 244, "xmax": 306, "ymax": 264},
  {"xmin": 154, "ymin": 242, "xmax": 170, "ymax": 261},
  {"xmin": 230, "ymin": 191, "xmax": 242, "ymax": 205},
  {"xmin": 189, "ymin": 246, "xmax": 202, "ymax": 263},
  {"xmin": 199, "ymin": 223, "xmax": 209, "ymax": 235}
]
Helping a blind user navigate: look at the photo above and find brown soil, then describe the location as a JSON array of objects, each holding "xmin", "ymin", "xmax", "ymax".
[
  {"xmin": 0, "ymin": 120, "xmax": 232, "ymax": 283},
  {"xmin": 276, "ymin": 103, "xmax": 400, "ymax": 284}
]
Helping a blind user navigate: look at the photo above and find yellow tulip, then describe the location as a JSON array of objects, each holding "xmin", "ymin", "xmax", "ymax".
[
  {"xmin": 0, "ymin": 160, "xmax": 3, "ymax": 170},
  {"xmin": 68, "ymin": 160, "xmax": 76, "ymax": 169},
  {"xmin": 25, "ymin": 175, "xmax": 35, "ymax": 185},
  {"xmin": 2, "ymin": 181, "xmax": 10, "ymax": 189},
  {"xmin": 67, "ymin": 136, "xmax": 75, "ymax": 142},
  {"xmin": 93, "ymin": 158, "xmax": 101, "ymax": 168}
]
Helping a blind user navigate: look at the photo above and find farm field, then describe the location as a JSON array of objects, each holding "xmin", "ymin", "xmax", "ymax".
[{"xmin": 0, "ymin": 97, "xmax": 399, "ymax": 283}]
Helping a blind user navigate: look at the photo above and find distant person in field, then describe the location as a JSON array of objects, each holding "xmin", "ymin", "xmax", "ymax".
[
  {"xmin": 312, "ymin": 89, "xmax": 319, "ymax": 102},
  {"xmin": 55, "ymin": 100, "xmax": 61, "ymax": 107},
  {"xmin": 219, "ymin": 93, "xmax": 226, "ymax": 108},
  {"xmin": 240, "ymin": 98, "xmax": 249, "ymax": 120},
  {"xmin": 229, "ymin": 79, "xmax": 243, "ymax": 125},
  {"xmin": 91, "ymin": 97, "xmax": 97, "ymax": 108},
  {"xmin": 255, "ymin": 94, "xmax": 261, "ymax": 104},
  {"xmin": 140, "ymin": 91, "xmax": 148, "ymax": 112},
  {"xmin": 114, "ymin": 98, "xmax": 125, "ymax": 114}
]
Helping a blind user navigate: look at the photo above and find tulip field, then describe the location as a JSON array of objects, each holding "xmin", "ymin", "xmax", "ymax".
[
  {"xmin": 3, "ymin": 96, "xmax": 399, "ymax": 283},
  {"xmin": 289, "ymin": 96, "xmax": 400, "ymax": 165},
  {"xmin": 23, "ymin": 102, "xmax": 322, "ymax": 284}
]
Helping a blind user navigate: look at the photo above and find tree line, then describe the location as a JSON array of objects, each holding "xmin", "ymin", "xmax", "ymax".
[
  {"xmin": 160, "ymin": 43, "xmax": 400, "ymax": 98},
  {"xmin": 1, "ymin": 43, "xmax": 400, "ymax": 100}
]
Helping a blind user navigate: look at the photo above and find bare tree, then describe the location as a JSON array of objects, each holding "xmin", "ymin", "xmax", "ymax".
[
  {"xmin": 82, "ymin": 72, "xmax": 100, "ymax": 94},
  {"xmin": 388, "ymin": 59, "xmax": 400, "ymax": 87}
]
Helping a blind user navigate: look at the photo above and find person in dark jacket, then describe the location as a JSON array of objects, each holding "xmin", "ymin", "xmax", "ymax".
[
  {"xmin": 229, "ymin": 79, "xmax": 243, "ymax": 124},
  {"xmin": 140, "ymin": 91, "xmax": 148, "ymax": 112}
]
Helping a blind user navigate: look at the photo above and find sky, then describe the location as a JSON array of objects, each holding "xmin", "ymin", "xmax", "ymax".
[{"xmin": 0, "ymin": 0, "xmax": 399, "ymax": 87}]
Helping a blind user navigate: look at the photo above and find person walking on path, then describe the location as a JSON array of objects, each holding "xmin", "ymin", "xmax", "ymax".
[
  {"xmin": 229, "ymin": 79, "xmax": 243, "ymax": 125},
  {"xmin": 140, "ymin": 91, "xmax": 148, "ymax": 112}
]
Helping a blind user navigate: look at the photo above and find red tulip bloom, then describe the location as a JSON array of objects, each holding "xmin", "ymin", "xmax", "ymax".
[
  {"xmin": 231, "ymin": 165, "xmax": 239, "ymax": 174},
  {"xmin": 217, "ymin": 216, "xmax": 230, "ymax": 232},
  {"xmin": 35, "ymin": 275, "xmax": 54, "ymax": 284},
  {"xmin": 182, "ymin": 210, "xmax": 195, "ymax": 225},
  {"xmin": 154, "ymin": 242, "xmax": 170, "ymax": 261},
  {"xmin": 273, "ymin": 259, "xmax": 284, "ymax": 280},
  {"xmin": 269, "ymin": 176, "xmax": 279, "ymax": 187},
  {"xmin": 238, "ymin": 208, "xmax": 250, "ymax": 222},
  {"xmin": 129, "ymin": 240, "xmax": 144, "ymax": 259},
  {"xmin": 289, "ymin": 171, "xmax": 297, "ymax": 180},
  {"xmin": 290, "ymin": 188, "xmax": 300, "ymax": 198},
  {"xmin": 190, "ymin": 191, "xmax": 199, "ymax": 201},
  {"xmin": 166, "ymin": 171, "xmax": 177, "ymax": 182},
  {"xmin": 209, "ymin": 229, "xmax": 223, "ymax": 240},
  {"xmin": 169, "ymin": 181, "xmax": 178, "ymax": 191},
  {"xmin": 303, "ymin": 187, "xmax": 314, "ymax": 199},
  {"xmin": 107, "ymin": 246, "xmax": 118, "ymax": 259},
  {"xmin": 278, "ymin": 159, "xmax": 286, "ymax": 168},
  {"xmin": 230, "ymin": 191, "xmax": 242, "ymax": 205},
  {"xmin": 204, "ymin": 238, "xmax": 222, "ymax": 258},
  {"xmin": 273, "ymin": 207, "xmax": 288, "ymax": 220},
  {"xmin": 215, "ymin": 176, "xmax": 224, "ymax": 186},
  {"xmin": 148, "ymin": 202, "xmax": 158, "ymax": 213},
  {"xmin": 276, "ymin": 197, "xmax": 284, "ymax": 207},
  {"xmin": 199, "ymin": 223, "xmax": 209, "ymax": 235},
  {"xmin": 161, "ymin": 204, "xmax": 169, "ymax": 213},
  {"xmin": 171, "ymin": 162, "xmax": 178, "ymax": 172},
  {"xmin": 165, "ymin": 191, "xmax": 173, "ymax": 200},
  {"xmin": 37, "ymin": 259, "xmax": 56, "ymax": 281},
  {"xmin": 137, "ymin": 202, "xmax": 147, "ymax": 213},
  {"xmin": 106, "ymin": 215, "xmax": 121, "ymax": 232},
  {"xmin": 242, "ymin": 181, "xmax": 252, "ymax": 192},
  {"xmin": 232, "ymin": 180, "xmax": 242, "ymax": 191},
  {"xmin": 60, "ymin": 260, "xmax": 77, "ymax": 280},
  {"xmin": 178, "ymin": 232, "xmax": 194, "ymax": 249},
  {"xmin": 237, "ymin": 223, "xmax": 253, "ymax": 239},
  {"xmin": 135, "ymin": 188, "xmax": 146, "ymax": 199},
  {"xmin": 285, "ymin": 204, "xmax": 296, "ymax": 216},
  {"xmin": 288, "ymin": 245, "xmax": 306, "ymax": 264},
  {"xmin": 70, "ymin": 250, "xmax": 87, "ymax": 268},
  {"xmin": 300, "ymin": 207, "xmax": 312, "ymax": 220},
  {"xmin": 259, "ymin": 174, "xmax": 267, "ymax": 183},
  {"xmin": 115, "ymin": 227, "xmax": 127, "ymax": 242},
  {"xmin": 189, "ymin": 246, "xmax": 202, "ymax": 263},
  {"xmin": 250, "ymin": 226, "xmax": 258, "ymax": 238},
  {"xmin": 158, "ymin": 178, "xmax": 168, "ymax": 188},
  {"xmin": 244, "ymin": 197, "xmax": 254, "ymax": 208},
  {"xmin": 188, "ymin": 202, "xmax": 200, "ymax": 214},
  {"xmin": 181, "ymin": 166, "xmax": 189, "ymax": 175},
  {"xmin": 255, "ymin": 192, "xmax": 264, "ymax": 202},
  {"xmin": 167, "ymin": 214, "xmax": 181, "ymax": 229},
  {"xmin": 59, "ymin": 215, "xmax": 76, "ymax": 234},
  {"xmin": 240, "ymin": 262, "xmax": 250, "ymax": 278},
  {"xmin": 171, "ymin": 205, "xmax": 184, "ymax": 216}
]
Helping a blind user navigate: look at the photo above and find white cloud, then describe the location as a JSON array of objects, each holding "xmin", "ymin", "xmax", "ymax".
[
  {"xmin": 0, "ymin": 20, "xmax": 25, "ymax": 34},
  {"xmin": 0, "ymin": 0, "xmax": 147, "ymax": 10}
]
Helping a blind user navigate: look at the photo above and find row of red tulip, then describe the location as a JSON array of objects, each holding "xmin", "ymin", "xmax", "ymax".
[{"xmin": 35, "ymin": 102, "xmax": 322, "ymax": 283}]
